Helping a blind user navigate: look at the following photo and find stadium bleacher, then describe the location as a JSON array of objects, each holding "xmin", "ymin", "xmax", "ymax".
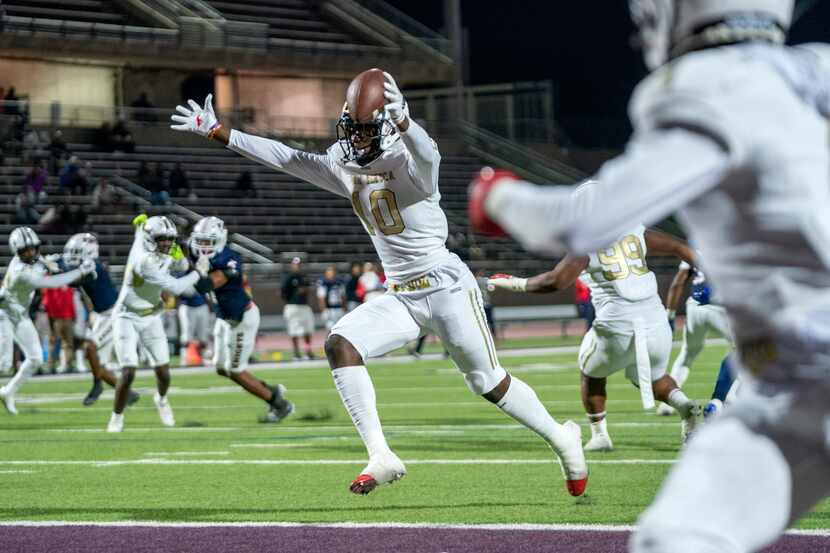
[{"xmin": 1, "ymin": 0, "xmax": 143, "ymax": 26}]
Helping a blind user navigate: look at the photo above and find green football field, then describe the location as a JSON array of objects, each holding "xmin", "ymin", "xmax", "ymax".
[{"xmin": 0, "ymin": 340, "xmax": 827, "ymax": 528}]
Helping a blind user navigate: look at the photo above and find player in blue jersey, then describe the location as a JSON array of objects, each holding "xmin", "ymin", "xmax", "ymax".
[
  {"xmin": 658, "ymin": 260, "xmax": 737, "ymax": 417},
  {"xmin": 189, "ymin": 216, "xmax": 294, "ymax": 422},
  {"xmin": 61, "ymin": 233, "xmax": 140, "ymax": 406}
]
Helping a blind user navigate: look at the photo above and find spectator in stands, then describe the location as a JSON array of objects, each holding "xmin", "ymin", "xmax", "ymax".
[
  {"xmin": 574, "ymin": 277, "xmax": 594, "ymax": 331},
  {"xmin": 48, "ymin": 130, "xmax": 69, "ymax": 172},
  {"xmin": 14, "ymin": 192, "xmax": 39, "ymax": 225},
  {"xmin": 139, "ymin": 161, "xmax": 169, "ymax": 205},
  {"xmin": 345, "ymin": 261, "xmax": 363, "ymax": 312},
  {"xmin": 167, "ymin": 162, "xmax": 188, "ymax": 198},
  {"xmin": 69, "ymin": 161, "xmax": 92, "ymax": 196},
  {"xmin": 68, "ymin": 205, "xmax": 87, "ymax": 233},
  {"xmin": 234, "ymin": 170, "xmax": 256, "ymax": 198},
  {"xmin": 22, "ymin": 128, "xmax": 42, "ymax": 162},
  {"xmin": 281, "ymin": 257, "xmax": 315, "ymax": 360},
  {"xmin": 4, "ymin": 87, "xmax": 20, "ymax": 116},
  {"xmin": 42, "ymin": 285, "xmax": 77, "ymax": 374},
  {"xmin": 91, "ymin": 177, "xmax": 118, "ymax": 210},
  {"xmin": 58, "ymin": 156, "xmax": 81, "ymax": 193},
  {"xmin": 23, "ymin": 160, "xmax": 48, "ymax": 202},
  {"xmin": 110, "ymin": 119, "xmax": 135, "ymax": 153},
  {"xmin": 38, "ymin": 203, "xmax": 72, "ymax": 234},
  {"xmin": 94, "ymin": 122, "xmax": 114, "ymax": 152},
  {"xmin": 130, "ymin": 92, "xmax": 157, "ymax": 123}
]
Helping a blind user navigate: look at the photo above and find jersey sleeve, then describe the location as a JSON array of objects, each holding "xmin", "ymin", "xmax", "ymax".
[
  {"xmin": 487, "ymin": 128, "xmax": 730, "ymax": 256},
  {"xmin": 399, "ymin": 119, "xmax": 440, "ymax": 197},
  {"xmin": 23, "ymin": 268, "xmax": 84, "ymax": 289},
  {"xmin": 137, "ymin": 258, "xmax": 199, "ymax": 296},
  {"xmin": 227, "ymin": 130, "xmax": 350, "ymax": 198}
]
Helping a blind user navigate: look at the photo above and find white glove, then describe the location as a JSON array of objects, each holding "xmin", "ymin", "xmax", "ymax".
[
  {"xmin": 383, "ymin": 72, "xmax": 407, "ymax": 125},
  {"xmin": 43, "ymin": 254, "xmax": 61, "ymax": 273},
  {"xmin": 487, "ymin": 274, "xmax": 528, "ymax": 293},
  {"xmin": 195, "ymin": 255, "xmax": 211, "ymax": 278},
  {"xmin": 79, "ymin": 259, "xmax": 97, "ymax": 279},
  {"xmin": 170, "ymin": 94, "xmax": 219, "ymax": 137}
]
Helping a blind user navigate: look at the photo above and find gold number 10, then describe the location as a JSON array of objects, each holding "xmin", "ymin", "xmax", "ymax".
[
  {"xmin": 597, "ymin": 234, "xmax": 649, "ymax": 281},
  {"xmin": 351, "ymin": 189, "xmax": 405, "ymax": 236}
]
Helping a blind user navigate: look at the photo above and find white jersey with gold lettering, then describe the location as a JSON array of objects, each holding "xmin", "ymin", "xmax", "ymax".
[
  {"xmin": 581, "ymin": 225, "xmax": 661, "ymax": 322},
  {"xmin": 227, "ymin": 120, "xmax": 452, "ymax": 283}
]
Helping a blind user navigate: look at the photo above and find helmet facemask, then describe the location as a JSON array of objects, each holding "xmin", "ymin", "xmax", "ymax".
[
  {"xmin": 336, "ymin": 104, "xmax": 398, "ymax": 167},
  {"xmin": 189, "ymin": 217, "xmax": 227, "ymax": 259}
]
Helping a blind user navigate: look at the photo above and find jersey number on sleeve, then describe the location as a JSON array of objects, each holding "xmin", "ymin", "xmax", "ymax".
[
  {"xmin": 598, "ymin": 235, "xmax": 649, "ymax": 281},
  {"xmin": 351, "ymin": 189, "xmax": 405, "ymax": 236}
]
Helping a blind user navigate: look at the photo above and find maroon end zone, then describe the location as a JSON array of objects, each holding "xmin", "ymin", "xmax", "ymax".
[{"xmin": 0, "ymin": 525, "xmax": 827, "ymax": 553}]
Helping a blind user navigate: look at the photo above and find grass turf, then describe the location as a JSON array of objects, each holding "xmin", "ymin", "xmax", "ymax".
[{"xmin": 0, "ymin": 340, "xmax": 827, "ymax": 527}]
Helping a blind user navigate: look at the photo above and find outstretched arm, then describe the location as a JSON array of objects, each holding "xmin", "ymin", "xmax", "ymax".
[
  {"xmin": 171, "ymin": 95, "xmax": 349, "ymax": 197},
  {"xmin": 24, "ymin": 268, "xmax": 85, "ymax": 289},
  {"xmin": 140, "ymin": 262, "xmax": 199, "ymax": 297},
  {"xmin": 488, "ymin": 254, "xmax": 589, "ymax": 294},
  {"xmin": 472, "ymin": 128, "xmax": 730, "ymax": 255},
  {"xmin": 383, "ymin": 72, "xmax": 440, "ymax": 197},
  {"xmin": 644, "ymin": 229, "xmax": 695, "ymax": 265},
  {"xmin": 666, "ymin": 263, "xmax": 691, "ymax": 315}
]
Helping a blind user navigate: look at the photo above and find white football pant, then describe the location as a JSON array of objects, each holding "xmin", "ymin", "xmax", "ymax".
[
  {"xmin": 1, "ymin": 317, "xmax": 44, "ymax": 395},
  {"xmin": 114, "ymin": 311, "xmax": 170, "ymax": 368},
  {"xmin": 213, "ymin": 303, "xmax": 259, "ymax": 374},
  {"xmin": 671, "ymin": 298, "xmax": 733, "ymax": 387}
]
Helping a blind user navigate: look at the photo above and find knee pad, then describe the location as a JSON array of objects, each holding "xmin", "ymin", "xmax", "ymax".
[{"xmin": 463, "ymin": 366, "xmax": 507, "ymax": 395}]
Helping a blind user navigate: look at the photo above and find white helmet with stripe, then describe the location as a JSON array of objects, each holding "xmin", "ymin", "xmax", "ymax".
[
  {"xmin": 9, "ymin": 226, "xmax": 41, "ymax": 259},
  {"xmin": 142, "ymin": 216, "xmax": 178, "ymax": 253},
  {"xmin": 630, "ymin": 0, "xmax": 794, "ymax": 70},
  {"xmin": 190, "ymin": 216, "xmax": 227, "ymax": 259}
]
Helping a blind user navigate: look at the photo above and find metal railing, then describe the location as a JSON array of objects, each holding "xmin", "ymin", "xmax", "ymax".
[
  {"xmin": 1, "ymin": 15, "xmax": 178, "ymax": 43},
  {"xmin": 354, "ymin": 0, "xmax": 450, "ymax": 57}
]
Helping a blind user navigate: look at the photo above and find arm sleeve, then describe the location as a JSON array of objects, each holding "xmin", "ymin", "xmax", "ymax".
[
  {"xmin": 227, "ymin": 130, "xmax": 350, "ymax": 198},
  {"xmin": 399, "ymin": 119, "xmax": 440, "ymax": 197},
  {"xmin": 24, "ymin": 269, "xmax": 83, "ymax": 289},
  {"xmin": 139, "ymin": 261, "xmax": 200, "ymax": 296},
  {"xmin": 487, "ymin": 128, "xmax": 730, "ymax": 256}
]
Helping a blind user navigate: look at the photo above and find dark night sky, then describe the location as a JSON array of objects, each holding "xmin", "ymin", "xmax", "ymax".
[{"xmin": 385, "ymin": 1, "xmax": 830, "ymax": 147}]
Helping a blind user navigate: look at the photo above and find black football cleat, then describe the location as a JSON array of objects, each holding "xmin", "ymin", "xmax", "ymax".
[{"xmin": 82, "ymin": 380, "xmax": 104, "ymax": 406}]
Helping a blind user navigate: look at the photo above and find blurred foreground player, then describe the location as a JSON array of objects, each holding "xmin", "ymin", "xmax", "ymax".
[
  {"xmin": 469, "ymin": 1, "xmax": 830, "ymax": 551},
  {"xmin": 171, "ymin": 70, "xmax": 587, "ymax": 496}
]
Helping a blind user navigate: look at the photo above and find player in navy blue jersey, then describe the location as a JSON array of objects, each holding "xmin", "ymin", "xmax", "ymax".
[
  {"xmin": 189, "ymin": 217, "xmax": 293, "ymax": 422},
  {"xmin": 60, "ymin": 233, "xmax": 140, "ymax": 406}
]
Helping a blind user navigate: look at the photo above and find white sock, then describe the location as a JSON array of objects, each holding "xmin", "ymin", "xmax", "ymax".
[
  {"xmin": 5, "ymin": 359, "xmax": 36, "ymax": 395},
  {"xmin": 110, "ymin": 412, "xmax": 123, "ymax": 423},
  {"xmin": 495, "ymin": 376, "xmax": 567, "ymax": 449},
  {"xmin": 332, "ymin": 366, "xmax": 391, "ymax": 458},
  {"xmin": 75, "ymin": 350, "xmax": 87, "ymax": 372},
  {"xmin": 667, "ymin": 388, "xmax": 694, "ymax": 418},
  {"xmin": 670, "ymin": 364, "xmax": 690, "ymax": 388},
  {"xmin": 588, "ymin": 411, "xmax": 608, "ymax": 438}
]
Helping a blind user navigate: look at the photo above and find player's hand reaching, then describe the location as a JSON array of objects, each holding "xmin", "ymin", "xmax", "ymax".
[
  {"xmin": 468, "ymin": 168, "xmax": 519, "ymax": 237},
  {"xmin": 170, "ymin": 94, "xmax": 220, "ymax": 138},
  {"xmin": 195, "ymin": 255, "xmax": 211, "ymax": 278},
  {"xmin": 487, "ymin": 274, "xmax": 528, "ymax": 293},
  {"xmin": 382, "ymin": 72, "xmax": 407, "ymax": 126},
  {"xmin": 79, "ymin": 259, "xmax": 97, "ymax": 280}
]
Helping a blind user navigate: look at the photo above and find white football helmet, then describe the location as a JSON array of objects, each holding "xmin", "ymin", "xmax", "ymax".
[
  {"xmin": 63, "ymin": 233, "xmax": 98, "ymax": 267},
  {"xmin": 9, "ymin": 227, "xmax": 41, "ymax": 262},
  {"xmin": 142, "ymin": 216, "xmax": 178, "ymax": 253},
  {"xmin": 630, "ymin": 0, "xmax": 794, "ymax": 70},
  {"xmin": 189, "ymin": 216, "xmax": 227, "ymax": 259}
]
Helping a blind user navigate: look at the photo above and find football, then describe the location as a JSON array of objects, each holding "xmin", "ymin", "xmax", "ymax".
[{"xmin": 345, "ymin": 67, "xmax": 387, "ymax": 123}]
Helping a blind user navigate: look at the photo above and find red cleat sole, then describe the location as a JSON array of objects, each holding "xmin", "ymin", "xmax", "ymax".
[
  {"xmin": 350, "ymin": 474, "xmax": 378, "ymax": 495},
  {"xmin": 567, "ymin": 477, "xmax": 588, "ymax": 497}
]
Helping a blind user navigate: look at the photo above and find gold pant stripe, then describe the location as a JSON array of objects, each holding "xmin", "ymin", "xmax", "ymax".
[
  {"xmin": 473, "ymin": 289, "xmax": 499, "ymax": 369},
  {"xmin": 579, "ymin": 335, "xmax": 598, "ymax": 371},
  {"xmin": 469, "ymin": 290, "xmax": 497, "ymax": 370}
]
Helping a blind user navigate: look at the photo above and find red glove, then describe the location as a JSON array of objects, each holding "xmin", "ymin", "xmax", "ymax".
[{"xmin": 468, "ymin": 168, "xmax": 518, "ymax": 237}]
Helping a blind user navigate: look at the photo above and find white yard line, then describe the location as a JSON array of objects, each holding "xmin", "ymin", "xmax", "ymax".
[
  {"xmin": 142, "ymin": 451, "xmax": 230, "ymax": 456},
  {"xmin": 0, "ymin": 458, "xmax": 677, "ymax": 467},
  {"xmin": 0, "ymin": 519, "xmax": 822, "ymax": 537}
]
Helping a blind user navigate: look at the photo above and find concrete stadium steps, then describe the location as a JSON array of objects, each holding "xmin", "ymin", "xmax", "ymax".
[
  {"xmin": 206, "ymin": 0, "xmax": 366, "ymax": 44},
  {"xmin": 2, "ymin": 0, "xmax": 141, "ymax": 25}
]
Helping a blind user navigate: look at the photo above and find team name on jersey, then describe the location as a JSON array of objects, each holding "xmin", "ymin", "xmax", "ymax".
[{"xmin": 352, "ymin": 172, "xmax": 394, "ymax": 186}]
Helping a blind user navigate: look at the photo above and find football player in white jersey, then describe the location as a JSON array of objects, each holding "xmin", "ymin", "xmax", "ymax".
[
  {"xmin": 489, "ymin": 220, "xmax": 700, "ymax": 451},
  {"xmin": 469, "ymin": 1, "xmax": 830, "ymax": 551},
  {"xmin": 107, "ymin": 216, "xmax": 204, "ymax": 432},
  {"xmin": 171, "ymin": 69, "xmax": 588, "ymax": 497},
  {"xmin": 0, "ymin": 227, "xmax": 96, "ymax": 414},
  {"xmin": 657, "ymin": 260, "xmax": 737, "ymax": 417}
]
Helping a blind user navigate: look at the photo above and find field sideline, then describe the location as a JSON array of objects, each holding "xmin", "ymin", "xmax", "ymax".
[{"xmin": 0, "ymin": 339, "xmax": 827, "ymax": 551}]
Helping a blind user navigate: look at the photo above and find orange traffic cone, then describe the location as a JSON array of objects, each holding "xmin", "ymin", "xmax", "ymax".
[{"xmin": 185, "ymin": 342, "xmax": 203, "ymax": 366}]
